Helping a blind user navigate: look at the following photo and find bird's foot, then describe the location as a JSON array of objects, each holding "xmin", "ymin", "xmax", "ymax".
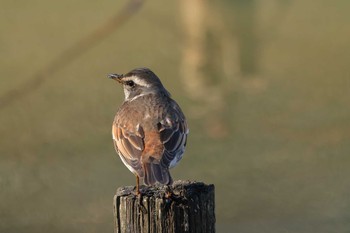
[{"xmin": 135, "ymin": 191, "xmax": 147, "ymax": 214}]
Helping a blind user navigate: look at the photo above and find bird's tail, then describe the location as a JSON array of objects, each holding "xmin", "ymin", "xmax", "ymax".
[{"xmin": 143, "ymin": 162, "xmax": 173, "ymax": 186}]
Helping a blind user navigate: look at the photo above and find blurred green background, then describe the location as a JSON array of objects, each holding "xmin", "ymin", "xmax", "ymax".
[{"xmin": 1, "ymin": 0, "xmax": 350, "ymax": 232}]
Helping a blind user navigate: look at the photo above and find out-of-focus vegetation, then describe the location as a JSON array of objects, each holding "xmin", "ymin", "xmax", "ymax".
[{"xmin": 1, "ymin": 0, "xmax": 350, "ymax": 232}]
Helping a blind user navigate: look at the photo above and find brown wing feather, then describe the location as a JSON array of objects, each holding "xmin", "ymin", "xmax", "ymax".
[{"xmin": 112, "ymin": 123, "xmax": 144, "ymax": 177}]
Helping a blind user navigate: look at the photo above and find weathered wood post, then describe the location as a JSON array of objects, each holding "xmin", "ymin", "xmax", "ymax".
[{"xmin": 113, "ymin": 180, "xmax": 215, "ymax": 233}]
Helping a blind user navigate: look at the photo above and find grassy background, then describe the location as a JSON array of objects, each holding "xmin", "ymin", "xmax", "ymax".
[{"xmin": 1, "ymin": 0, "xmax": 350, "ymax": 232}]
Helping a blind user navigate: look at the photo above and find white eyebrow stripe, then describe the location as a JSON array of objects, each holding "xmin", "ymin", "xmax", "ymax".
[{"xmin": 124, "ymin": 75, "xmax": 151, "ymax": 87}]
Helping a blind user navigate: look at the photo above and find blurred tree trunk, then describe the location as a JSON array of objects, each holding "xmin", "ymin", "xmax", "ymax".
[
  {"xmin": 231, "ymin": 0, "xmax": 258, "ymax": 76},
  {"xmin": 179, "ymin": 0, "xmax": 237, "ymax": 138}
]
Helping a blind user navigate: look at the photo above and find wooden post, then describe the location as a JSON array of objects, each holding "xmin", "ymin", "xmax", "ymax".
[{"xmin": 113, "ymin": 180, "xmax": 215, "ymax": 233}]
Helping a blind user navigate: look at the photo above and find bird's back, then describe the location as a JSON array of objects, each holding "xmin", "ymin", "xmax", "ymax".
[{"xmin": 113, "ymin": 93, "xmax": 187, "ymax": 185}]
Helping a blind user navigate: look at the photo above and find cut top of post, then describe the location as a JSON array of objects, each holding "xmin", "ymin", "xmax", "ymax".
[{"xmin": 114, "ymin": 180, "xmax": 216, "ymax": 233}]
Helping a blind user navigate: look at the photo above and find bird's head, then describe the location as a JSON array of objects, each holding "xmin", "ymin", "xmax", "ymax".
[{"xmin": 109, "ymin": 67, "xmax": 170, "ymax": 101}]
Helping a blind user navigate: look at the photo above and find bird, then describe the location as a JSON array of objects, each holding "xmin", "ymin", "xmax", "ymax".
[{"xmin": 109, "ymin": 67, "xmax": 188, "ymax": 194}]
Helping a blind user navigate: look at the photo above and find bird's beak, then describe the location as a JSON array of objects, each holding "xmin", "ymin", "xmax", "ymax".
[{"xmin": 108, "ymin": 73, "xmax": 123, "ymax": 83}]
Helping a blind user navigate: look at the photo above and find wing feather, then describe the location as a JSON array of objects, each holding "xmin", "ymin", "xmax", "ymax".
[
  {"xmin": 158, "ymin": 117, "xmax": 188, "ymax": 168},
  {"xmin": 112, "ymin": 123, "xmax": 144, "ymax": 176}
]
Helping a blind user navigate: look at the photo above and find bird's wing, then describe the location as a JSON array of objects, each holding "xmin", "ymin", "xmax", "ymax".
[
  {"xmin": 112, "ymin": 122, "xmax": 145, "ymax": 177},
  {"xmin": 143, "ymin": 109, "xmax": 188, "ymax": 186},
  {"xmin": 158, "ymin": 105, "xmax": 188, "ymax": 169}
]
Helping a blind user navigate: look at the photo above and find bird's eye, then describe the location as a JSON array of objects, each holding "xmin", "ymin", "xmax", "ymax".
[{"xmin": 125, "ymin": 80, "xmax": 135, "ymax": 87}]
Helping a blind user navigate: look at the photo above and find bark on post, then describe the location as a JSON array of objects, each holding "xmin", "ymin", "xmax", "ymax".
[{"xmin": 113, "ymin": 180, "xmax": 215, "ymax": 233}]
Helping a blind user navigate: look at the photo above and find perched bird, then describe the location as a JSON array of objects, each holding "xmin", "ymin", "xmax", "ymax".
[{"xmin": 109, "ymin": 68, "xmax": 188, "ymax": 194}]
